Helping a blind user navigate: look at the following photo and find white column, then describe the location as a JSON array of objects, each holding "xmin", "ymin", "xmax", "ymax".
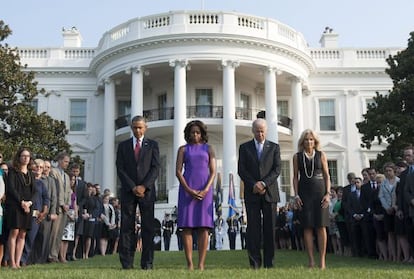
[
  {"xmin": 169, "ymin": 59, "xmax": 188, "ymax": 204},
  {"xmin": 264, "ymin": 67, "xmax": 279, "ymax": 143},
  {"xmin": 129, "ymin": 66, "xmax": 143, "ymax": 118},
  {"xmin": 291, "ymin": 77, "xmax": 304, "ymax": 145},
  {"xmin": 103, "ymin": 78, "xmax": 116, "ymax": 193},
  {"xmin": 222, "ymin": 60, "xmax": 239, "ymax": 188}
]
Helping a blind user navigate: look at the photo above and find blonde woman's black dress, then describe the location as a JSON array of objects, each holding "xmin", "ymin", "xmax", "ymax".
[{"xmin": 297, "ymin": 151, "xmax": 329, "ymax": 228}]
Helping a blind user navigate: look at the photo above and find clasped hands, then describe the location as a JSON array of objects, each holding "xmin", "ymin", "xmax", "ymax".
[
  {"xmin": 252, "ymin": 181, "xmax": 266, "ymax": 195},
  {"xmin": 188, "ymin": 188, "xmax": 207, "ymax": 201},
  {"xmin": 21, "ymin": 200, "xmax": 32, "ymax": 214},
  {"xmin": 133, "ymin": 185, "xmax": 146, "ymax": 198}
]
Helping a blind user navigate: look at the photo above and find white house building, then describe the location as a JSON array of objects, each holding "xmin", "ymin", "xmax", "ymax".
[{"xmin": 17, "ymin": 10, "xmax": 401, "ymax": 222}]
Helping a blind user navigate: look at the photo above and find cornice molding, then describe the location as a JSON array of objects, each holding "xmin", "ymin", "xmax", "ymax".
[{"xmin": 90, "ymin": 35, "xmax": 315, "ymax": 74}]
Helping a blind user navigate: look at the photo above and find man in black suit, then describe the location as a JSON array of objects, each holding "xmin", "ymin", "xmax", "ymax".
[
  {"xmin": 340, "ymin": 172, "xmax": 356, "ymax": 255},
  {"xmin": 402, "ymin": 146, "xmax": 414, "ymax": 251},
  {"xmin": 116, "ymin": 115, "xmax": 160, "ymax": 270},
  {"xmin": 360, "ymin": 167, "xmax": 379, "ymax": 258},
  {"xmin": 348, "ymin": 177, "xmax": 366, "ymax": 257},
  {"xmin": 238, "ymin": 118, "xmax": 281, "ymax": 269}
]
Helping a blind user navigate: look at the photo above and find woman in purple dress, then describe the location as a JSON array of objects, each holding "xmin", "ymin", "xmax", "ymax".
[{"xmin": 176, "ymin": 120, "xmax": 216, "ymax": 270}]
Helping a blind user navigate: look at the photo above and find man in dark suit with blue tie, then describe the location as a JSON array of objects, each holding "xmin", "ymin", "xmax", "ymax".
[
  {"xmin": 116, "ymin": 115, "xmax": 160, "ymax": 270},
  {"xmin": 238, "ymin": 118, "xmax": 281, "ymax": 269}
]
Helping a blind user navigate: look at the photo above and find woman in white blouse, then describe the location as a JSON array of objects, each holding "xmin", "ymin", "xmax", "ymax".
[{"xmin": 99, "ymin": 194, "xmax": 116, "ymax": 255}]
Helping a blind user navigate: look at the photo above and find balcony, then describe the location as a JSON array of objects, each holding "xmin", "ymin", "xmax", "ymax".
[{"xmin": 115, "ymin": 106, "xmax": 292, "ymax": 130}]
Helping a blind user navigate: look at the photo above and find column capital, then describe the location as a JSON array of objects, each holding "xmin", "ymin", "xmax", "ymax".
[
  {"xmin": 125, "ymin": 66, "xmax": 142, "ymax": 75},
  {"xmin": 348, "ymin": 89, "xmax": 359, "ymax": 96},
  {"xmin": 103, "ymin": 77, "xmax": 113, "ymax": 85},
  {"xmin": 221, "ymin": 60, "xmax": 240, "ymax": 68},
  {"xmin": 303, "ymin": 89, "xmax": 311, "ymax": 96},
  {"xmin": 263, "ymin": 66, "xmax": 282, "ymax": 75},
  {"xmin": 169, "ymin": 59, "xmax": 188, "ymax": 68},
  {"xmin": 288, "ymin": 76, "xmax": 303, "ymax": 84}
]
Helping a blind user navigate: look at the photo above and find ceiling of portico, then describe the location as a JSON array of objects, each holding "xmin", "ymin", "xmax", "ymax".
[{"xmin": 112, "ymin": 60, "xmax": 293, "ymax": 97}]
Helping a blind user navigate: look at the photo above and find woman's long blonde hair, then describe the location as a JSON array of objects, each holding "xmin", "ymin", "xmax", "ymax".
[{"xmin": 297, "ymin": 129, "xmax": 321, "ymax": 152}]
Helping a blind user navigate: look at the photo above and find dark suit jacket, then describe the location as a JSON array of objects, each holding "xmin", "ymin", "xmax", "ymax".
[
  {"xmin": 404, "ymin": 173, "xmax": 414, "ymax": 218},
  {"xmin": 399, "ymin": 168, "xmax": 411, "ymax": 215},
  {"xmin": 361, "ymin": 181, "xmax": 380, "ymax": 218},
  {"xmin": 238, "ymin": 139, "xmax": 281, "ymax": 204},
  {"xmin": 116, "ymin": 137, "xmax": 160, "ymax": 204},
  {"xmin": 348, "ymin": 190, "xmax": 366, "ymax": 222}
]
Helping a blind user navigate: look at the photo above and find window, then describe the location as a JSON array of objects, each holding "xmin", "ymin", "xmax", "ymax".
[
  {"xmin": 118, "ymin": 100, "xmax": 131, "ymax": 118},
  {"xmin": 70, "ymin": 99, "xmax": 87, "ymax": 132},
  {"xmin": 238, "ymin": 93, "xmax": 250, "ymax": 119},
  {"xmin": 280, "ymin": 160, "xmax": 292, "ymax": 198},
  {"xmin": 366, "ymin": 98, "xmax": 376, "ymax": 109},
  {"xmin": 319, "ymin": 99, "xmax": 336, "ymax": 131},
  {"xmin": 277, "ymin": 100, "xmax": 289, "ymax": 117},
  {"xmin": 328, "ymin": 160, "xmax": 338, "ymax": 187},
  {"xmin": 156, "ymin": 154, "xmax": 167, "ymax": 203},
  {"xmin": 196, "ymin": 88, "xmax": 213, "ymax": 117},
  {"xmin": 30, "ymin": 99, "xmax": 38, "ymax": 113},
  {"xmin": 158, "ymin": 93, "xmax": 167, "ymax": 120}
]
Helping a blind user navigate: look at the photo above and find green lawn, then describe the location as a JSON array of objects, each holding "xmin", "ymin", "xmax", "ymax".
[{"xmin": 1, "ymin": 250, "xmax": 413, "ymax": 278}]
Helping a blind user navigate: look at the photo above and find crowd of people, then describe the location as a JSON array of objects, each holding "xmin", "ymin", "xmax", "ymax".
[
  {"xmin": 1, "ymin": 116, "xmax": 414, "ymax": 272},
  {"xmin": 0, "ymin": 150, "xmax": 122, "ymax": 269},
  {"xmin": 274, "ymin": 146, "xmax": 414, "ymax": 265}
]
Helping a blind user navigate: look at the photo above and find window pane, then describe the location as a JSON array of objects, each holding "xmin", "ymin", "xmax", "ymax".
[
  {"xmin": 320, "ymin": 116, "xmax": 335, "ymax": 131},
  {"xmin": 156, "ymin": 154, "xmax": 167, "ymax": 203},
  {"xmin": 118, "ymin": 101, "xmax": 131, "ymax": 117},
  {"xmin": 328, "ymin": 160, "xmax": 338, "ymax": 187},
  {"xmin": 319, "ymin": 99, "xmax": 335, "ymax": 131},
  {"xmin": 277, "ymin": 100, "xmax": 288, "ymax": 117},
  {"xmin": 31, "ymin": 99, "xmax": 38, "ymax": 113},
  {"xmin": 280, "ymin": 160, "xmax": 291, "ymax": 198},
  {"xmin": 196, "ymin": 89, "xmax": 213, "ymax": 117},
  {"xmin": 70, "ymin": 99, "xmax": 86, "ymax": 131},
  {"xmin": 366, "ymin": 98, "xmax": 376, "ymax": 109},
  {"xmin": 240, "ymin": 93, "xmax": 250, "ymax": 108}
]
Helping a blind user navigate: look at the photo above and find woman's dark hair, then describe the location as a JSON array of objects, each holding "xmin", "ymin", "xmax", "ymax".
[
  {"xmin": 184, "ymin": 120, "xmax": 208, "ymax": 143},
  {"xmin": 12, "ymin": 147, "xmax": 31, "ymax": 171}
]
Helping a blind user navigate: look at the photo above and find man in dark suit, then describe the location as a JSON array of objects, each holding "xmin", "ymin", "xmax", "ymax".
[
  {"xmin": 402, "ymin": 146, "xmax": 414, "ymax": 251},
  {"xmin": 238, "ymin": 118, "xmax": 281, "ymax": 269},
  {"xmin": 348, "ymin": 177, "xmax": 366, "ymax": 257},
  {"xmin": 71, "ymin": 163, "xmax": 88, "ymax": 260},
  {"xmin": 340, "ymin": 172, "xmax": 356, "ymax": 255},
  {"xmin": 116, "ymin": 115, "xmax": 160, "ymax": 270},
  {"xmin": 360, "ymin": 167, "xmax": 379, "ymax": 258}
]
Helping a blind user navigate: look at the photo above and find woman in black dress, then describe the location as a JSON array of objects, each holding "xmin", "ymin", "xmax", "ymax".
[
  {"xmin": 293, "ymin": 129, "xmax": 330, "ymax": 269},
  {"xmin": 6, "ymin": 147, "xmax": 36, "ymax": 269}
]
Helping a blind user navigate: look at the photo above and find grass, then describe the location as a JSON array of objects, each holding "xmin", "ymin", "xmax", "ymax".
[{"xmin": 1, "ymin": 250, "xmax": 413, "ymax": 278}]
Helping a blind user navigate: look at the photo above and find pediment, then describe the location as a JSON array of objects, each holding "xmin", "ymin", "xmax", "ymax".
[
  {"xmin": 71, "ymin": 142, "xmax": 93, "ymax": 153},
  {"xmin": 322, "ymin": 141, "xmax": 346, "ymax": 152}
]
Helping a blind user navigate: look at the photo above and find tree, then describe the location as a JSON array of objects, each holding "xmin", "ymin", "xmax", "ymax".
[
  {"xmin": 0, "ymin": 20, "xmax": 71, "ymax": 161},
  {"xmin": 356, "ymin": 32, "xmax": 414, "ymax": 169}
]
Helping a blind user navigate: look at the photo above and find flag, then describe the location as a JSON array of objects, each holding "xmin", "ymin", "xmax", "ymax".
[
  {"xmin": 214, "ymin": 172, "xmax": 223, "ymax": 217},
  {"xmin": 228, "ymin": 173, "xmax": 238, "ymax": 219}
]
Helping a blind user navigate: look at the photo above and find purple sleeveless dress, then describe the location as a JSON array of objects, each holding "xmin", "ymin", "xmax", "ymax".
[{"xmin": 177, "ymin": 144, "xmax": 213, "ymax": 229}]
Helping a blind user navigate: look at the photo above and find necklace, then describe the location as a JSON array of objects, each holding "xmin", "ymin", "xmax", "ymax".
[
  {"xmin": 20, "ymin": 171, "xmax": 32, "ymax": 186},
  {"xmin": 302, "ymin": 151, "xmax": 315, "ymax": 178}
]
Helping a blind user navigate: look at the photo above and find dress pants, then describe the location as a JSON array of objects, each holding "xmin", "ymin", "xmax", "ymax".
[
  {"xmin": 245, "ymin": 197, "xmax": 275, "ymax": 268},
  {"xmin": 119, "ymin": 200, "xmax": 154, "ymax": 269}
]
